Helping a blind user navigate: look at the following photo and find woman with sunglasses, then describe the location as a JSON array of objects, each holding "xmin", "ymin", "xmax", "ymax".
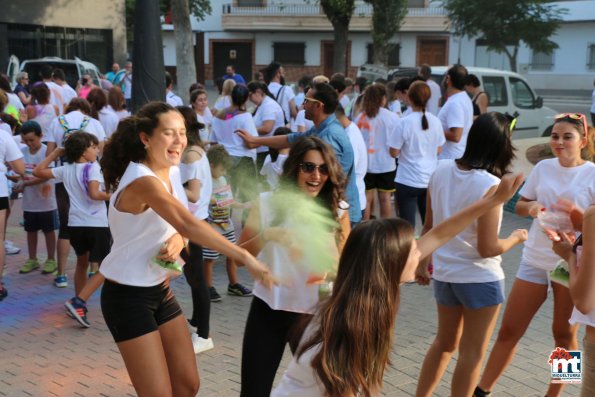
[
  {"xmin": 476, "ymin": 113, "xmax": 595, "ymax": 397},
  {"xmin": 238, "ymin": 136, "xmax": 350, "ymax": 397}
]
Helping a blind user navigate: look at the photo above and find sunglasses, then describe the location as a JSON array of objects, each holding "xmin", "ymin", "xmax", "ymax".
[
  {"xmin": 304, "ymin": 97, "xmax": 324, "ymax": 105},
  {"xmin": 299, "ymin": 162, "xmax": 329, "ymax": 176},
  {"xmin": 555, "ymin": 113, "xmax": 588, "ymax": 137}
]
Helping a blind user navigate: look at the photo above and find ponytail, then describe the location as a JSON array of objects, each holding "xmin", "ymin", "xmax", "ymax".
[
  {"xmin": 583, "ymin": 126, "xmax": 595, "ymax": 162},
  {"xmin": 421, "ymin": 108, "xmax": 428, "ymax": 131},
  {"xmin": 100, "ymin": 101, "xmax": 177, "ymax": 192}
]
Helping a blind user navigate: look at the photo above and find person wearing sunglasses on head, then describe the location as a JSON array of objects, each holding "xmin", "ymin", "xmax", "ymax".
[
  {"xmin": 237, "ymin": 136, "xmax": 351, "ymax": 397},
  {"xmin": 236, "ymin": 82, "xmax": 361, "ymax": 226},
  {"xmin": 476, "ymin": 113, "xmax": 595, "ymax": 397}
]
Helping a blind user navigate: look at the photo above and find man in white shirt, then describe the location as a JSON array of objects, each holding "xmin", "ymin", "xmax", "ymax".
[
  {"xmin": 437, "ymin": 64, "xmax": 474, "ymax": 160},
  {"xmin": 165, "ymin": 72, "xmax": 183, "ymax": 107},
  {"xmin": 52, "ymin": 68, "xmax": 77, "ymax": 108},
  {"xmin": 264, "ymin": 62, "xmax": 297, "ymax": 126},
  {"xmin": 40, "ymin": 64, "xmax": 65, "ymax": 115},
  {"xmin": 123, "ymin": 61, "xmax": 133, "ymax": 110},
  {"xmin": 418, "ymin": 64, "xmax": 442, "ymax": 116}
]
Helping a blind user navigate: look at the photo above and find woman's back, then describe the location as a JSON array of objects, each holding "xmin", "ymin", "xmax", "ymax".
[{"xmin": 211, "ymin": 111, "xmax": 257, "ymax": 159}]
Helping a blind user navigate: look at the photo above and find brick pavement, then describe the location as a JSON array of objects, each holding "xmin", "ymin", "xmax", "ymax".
[{"xmin": 0, "ymin": 199, "xmax": 582, "ymax": 396}]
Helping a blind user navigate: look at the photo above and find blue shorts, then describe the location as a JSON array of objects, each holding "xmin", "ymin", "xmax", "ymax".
[{"xmin": 433, "ymin": 279, "xmax": 505, "ymax": 309}]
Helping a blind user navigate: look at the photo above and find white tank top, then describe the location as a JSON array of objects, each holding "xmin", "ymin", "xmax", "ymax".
[{"xmin": 99, "ymin": 162, "xmax": 188, "ymax": 286}]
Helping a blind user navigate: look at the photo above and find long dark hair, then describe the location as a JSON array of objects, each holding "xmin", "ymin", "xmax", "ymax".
[
  {"xmin": 101, "ymin": 102, "xmax": 179, "ymax": 191},
  {"xmin": 87, "ymin": 88, "xmax": 107, "ymax": 120},
  {"xmin": 176, "ymin": 105, "xmax": 203, "ymax": 147},
  {"xmin": 456, "ymin": 112, "xmax": 515, "ymax": 178},
  {"xmin": 298, "ymin": 218, "xmax": 414, "ymax": 397},
  {"xmin": 362, "ymin": 84, "xmax": 386, "ymax": 119}
]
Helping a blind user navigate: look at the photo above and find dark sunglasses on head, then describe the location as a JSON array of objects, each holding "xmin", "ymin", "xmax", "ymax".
[{"xmin": 299, "ymin": 162, "xmax": 329, "ymax": 176}]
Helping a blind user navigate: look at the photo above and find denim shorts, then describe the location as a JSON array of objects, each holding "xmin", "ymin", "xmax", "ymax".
[{"xmin": 433, "ymin": 279, "xmax": 505, "ymax": 309}]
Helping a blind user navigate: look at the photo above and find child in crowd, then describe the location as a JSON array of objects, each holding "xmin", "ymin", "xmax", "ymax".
[
  {"xmin": 203, "ymin": 144, "xmax": 252, "ymax": 301},
  {"xmin": 15, "ymin": 121, "xmax": 58, "ymax": 275},
  {"xmin": 33, "ymin": 132, "xmax": 111, "ymax": 327},
  {"xmin": 259, "ymin": 127, "xmax": 291, "ymax": 191}
]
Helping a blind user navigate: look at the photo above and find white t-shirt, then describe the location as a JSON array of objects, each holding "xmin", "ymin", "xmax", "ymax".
[
  {"xmin": 430, "ymin": 160, "xmax": 504, "ymax": 283},
  {"xmin": 426, "ymin": 79, "xmax": 442, "ymax": 116},
  {"xmin": 98, "ymin": 107, "xmax": 120, "ymax": 138},
  {"xmin": 60, "ymin": 83, "xmax": 78, "ymax": 107},
  {"xmin": 22, "ymin": 144, "xmax": 57, "ymax": 212},
  {"xmin": 106, "ymin": 105, "xmax": 130, "ymax": 120},
  {"xmin": 437, "ymin": 91, "xmax": 473, "ymax": 160},
  {"xmin": 180, "ymin": 150, "xmax": 212, "ymax": 220},
  {"xmin": 268, "ymin": 82, "xmax": 295, "ymax": 124},
  {"xmin": 388, "ymin": 100, "xmax": 402, "ymax": 117},
  {"xmin": 123, "ymin": 74, "xmax": 132, "ymax": 99},
  {"xmin": 51, "ymin": 162, "xmax": 108, "ymax": 227},
  {"xmin": 253, "ymin": 96, "xmax": 285, "ymax": 153},
  {"xmin": 519, "ymin": 158, "xmax": 595, "ymax": 270},
  {"xmin": 211, "ymin": 112, "xmax": 258, "ymax": 160},
  {"xmin": 388, "ymin": 111, "xmax": 446, "ymax": 188},
  {"xmin": 45, "ymin": 81, "xmax": 65, "ymax": 115},
  {"xmin": 0, "ymin": 129, "xmax": 24, "ymax": 197},
  {"xmin": 7, "ymin": 92, "xmax": 24, "ymax": 110},
  {"xmin": 339, "ymin": 95, "xmax": 350, "ymax": 110},
  {"xmin": 197, "ymin": 109, "xmax": 214, "ymax": 143},
  {"xmin": 166, "ymin": 91, "xmax": 183, "ymax": 107},
  {"xmin": 355, "ymin": 107, "xmax": 399, "ymax": 174},
  {"xmin": 260, "ymin": 153, "xmax": 287, "ymax": 190},
  {"xmin": 295, "ymin": 109, "xmax": 314, "ymax": 132},
  {"xmin": 100, "ymin": 162, "xmax": 188, "ymax": 286},
  {"xmin": 344, "ymin": 122, "xmax": 368, "ymax": 210},
  {"xmin": 591, "ymin": 88, "xmax": 595, "ymax": 114},
  {"xmin": 32, "ymin": 104, "xmax": 57, "ymax": 141},
  {"xmin": 46, "ymin": 110, "xmax": 106, "ymax": 148},
  {"xmin": 213, "ymin": 96, "xmax": 231, "ymax": 111}
]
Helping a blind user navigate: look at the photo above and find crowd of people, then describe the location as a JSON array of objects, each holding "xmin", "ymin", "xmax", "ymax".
[{"xmin": 1, "ymin": 59, "xmax": 595, "ymax": 397}]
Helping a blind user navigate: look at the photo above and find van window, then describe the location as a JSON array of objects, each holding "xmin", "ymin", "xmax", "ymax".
[
  {"xmin": 509, "ymin": 77, "xmax": 535, "ymax": 109},
  {"xmin": 482, "ymin": 76, "xmax": 507, "ymax": 107}
]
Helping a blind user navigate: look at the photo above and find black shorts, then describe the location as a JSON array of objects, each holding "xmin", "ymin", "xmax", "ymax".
[
  {"xmin": 55, "ymin": 183, "xmax": 70, "ymax": 239},
  {"xmin": 364, "ymin": 170, "xmax": 396, "ymax": 192},
  {"xmin": 69, "ymin": 226, "xmax": 112, "ymax": 262},
  {"xmin": 0, "ymin": 196, "xmax": 8, "ymax": 211},
  {"xmin": 101, "ymin": 279, "xmax": 183, "ymax": 343},
  {"xmin": 24, "ymin": 210, "xmax": 59, "ymax": 232}
]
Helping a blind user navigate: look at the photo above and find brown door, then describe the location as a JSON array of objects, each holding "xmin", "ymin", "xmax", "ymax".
[
  {"xmin": 213, "ymin": 42, "xmax": 252, "ymax": 82},
  {"xmin": 417, "ymin": 38, "xmax": 448, "ymax": 66}
]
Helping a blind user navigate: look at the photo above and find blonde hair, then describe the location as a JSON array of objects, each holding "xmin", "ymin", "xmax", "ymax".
[
  {"xmin": 222, "ymin": 79, "xmax": 236, "ymax": 96},
  {"xmin": 312, "ymin": 75, "xmax": 330, "ymax": 84}
]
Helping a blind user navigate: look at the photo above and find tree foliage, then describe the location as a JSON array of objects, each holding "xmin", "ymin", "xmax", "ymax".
[
  {"xmin": 442, "ymin": 0, "xmax": 565, "ymax": 71},
  {"xmin": 364, "ymin": 0, "xmax": 408, "ymax": 65},
  {"xmin": 320, "ymin": 0, "xmax": 355, "ymax": 74}
]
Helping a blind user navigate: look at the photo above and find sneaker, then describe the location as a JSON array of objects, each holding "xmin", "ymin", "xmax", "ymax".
[
  {"xmin": 228, "ymin": 283, "xmax": 253, "ymax": 297},
  {"xmin": 64, "ymin": 297, "xmax": 90, "ymax": 328},
  {"xmin": 19, "ymin": 259, "xmax": 40, "ymax": 274},
  {"xmin": 4, "ymin": 240, "xmax": 20, "ymax": 255},
  {"xmin": 209, "ymin": 286, "xmax": 222, "ymax": 302},
  {"xmin": 41, "ymin": 259, "xmax": 58, "ymax": 274},
  {"xmin": 191, "ymin": 333, "xmax": 214, "ymax": 354},
  {"xmin": 0, "ymin": 287, "xmax": 7, "ymax": 301},
  {"xmin": 54, "ymin": 274, "xmax": 68, "ymax": 288}
]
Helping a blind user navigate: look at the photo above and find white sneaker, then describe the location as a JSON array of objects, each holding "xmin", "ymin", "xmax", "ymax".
[
  {"xmin": 191, "ymin": 333, "xmax": 214, "ymax": 355},
  {"xmin": 4, "ymin": 240, "xmax": 20, "ymax": 255}
]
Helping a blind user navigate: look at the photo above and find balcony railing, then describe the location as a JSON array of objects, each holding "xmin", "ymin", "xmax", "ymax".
[{"xmin": 222, "ymin": 3, "xmax": 446, "ymax": 17}]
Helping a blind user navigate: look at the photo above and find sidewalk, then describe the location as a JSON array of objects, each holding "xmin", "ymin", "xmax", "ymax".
[{"xmin": 0, "ymin": 199, "xmax": 582, "ymax": 396}]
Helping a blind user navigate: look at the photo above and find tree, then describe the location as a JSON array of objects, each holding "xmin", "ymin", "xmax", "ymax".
[
  {"xmin": 442, "ymin": 0, "xmax": 565, "ymax": 72},
  {"xmin": 171, "ymin": 0, "xmax": 197, "ymax": 104},
  {"xmin": 364, "ymin": 0, "xmax": 408, "ymax": 66},
  {"xmin": 320, "ymin": 0, "xmax": 355, "ymax": 74}
]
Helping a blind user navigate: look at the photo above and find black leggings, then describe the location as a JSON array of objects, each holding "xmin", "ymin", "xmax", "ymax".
[
  {"xmin": 396, "ymin": 182, "xmax": 427, "ymax": 228},
  {"xmin": 181, "ymin": 242, "xmax": 210, "ymax": 338},
  {"xmin": 240, "ymin": 297, "xmax": 311, "ymax": 397}
]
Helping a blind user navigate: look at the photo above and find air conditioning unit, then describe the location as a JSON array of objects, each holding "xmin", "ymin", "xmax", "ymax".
[{"xmin": 519, "ymin": 63, "xmax": 530, "ymax": 74}]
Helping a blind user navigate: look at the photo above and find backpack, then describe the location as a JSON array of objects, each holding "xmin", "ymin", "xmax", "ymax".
[{"xmin": 58, "ymin": 115, "xmax": 91, "ymax": 141}]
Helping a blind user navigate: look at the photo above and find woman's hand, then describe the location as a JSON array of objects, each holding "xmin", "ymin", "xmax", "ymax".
[
  {"xmin": 552, "ymin": 198, "xmax": 584, "ymax": 231},
  {"xmin": 235, "ymin": 129, "xmax": 259, "ymax": 148},
  {"xmin": 415, "ymin": 263, "xmax": 431, "ymax": 286},
  {"xmin": 156, "ymin": 233, "xmax": 185, "ymax": 262},
  {"xmin": 242, "ymin": 252, "xmax": 277, "ymax": 289},
  {"xmin": 509, "ymin": 228, "xmax": 529, "ymax": 244},
  {"xmin": 551, "ymin": 232, "xmax": 575, "ymax": 262}
]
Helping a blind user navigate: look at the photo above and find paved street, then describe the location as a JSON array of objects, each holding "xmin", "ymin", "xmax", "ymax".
[{"xmin": 0, "ymin": 198, "xmax": 583, "ymax": 396}]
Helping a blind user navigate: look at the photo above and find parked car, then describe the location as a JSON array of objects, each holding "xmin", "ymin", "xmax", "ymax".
[
  {"xmin": 356, "ymin": 64, "xmax": 557, "ymax": 139},
  {"xmin": 6, "ymin": 55, "xmax": 101, "ymax": 90}
]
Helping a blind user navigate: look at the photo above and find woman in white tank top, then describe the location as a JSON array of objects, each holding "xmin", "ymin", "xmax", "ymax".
[{"xmin": 98, "ymin": 102, "xmax": 274, "ymax": 397}]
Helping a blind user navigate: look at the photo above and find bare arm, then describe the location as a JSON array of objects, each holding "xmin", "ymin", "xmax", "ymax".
[
  {"xmin": 8, "ymin": 158, "xmax": 25, "ymax": 177},
  {"xmin": 289, "ymin": 98, "xmax": 298, "ymax": 119},
  {"xmin": 236, "ymin": 129, "xmax": 290, "ymax": 150},
  {"xmin": 515, "ymin": 197, "xmax": 543, "ymax": 218},
  {"xmin": 444, "ymin": 127, "xmax": 463, "ymax": 143},
  {"xmin": 184, "ymin": 179, "xmax": 201, "ymax": 204},
  {"xmin": 336, "ymin": 210, "xmax": 351, "ymax": 254},
  {"xmin": 18, "ymin": 91, "xmax": 31, "ymax": 105},
  {"xmin": 389, "ymin": 147, "xmax": 400, "ymax": 158},
  {"xmin": 417, "ymin": 173, "xmax": 525, "ymax": 259},
  {"xmin": 477, "ymin": 93, "xmax": 489, "ymax": 114},
  {"xmin": 257, "ymin": 120, "xmax": 275, "ymax": 136},
  {"xmin": 33, "ymin": 147, "xmax": 63, "ymax": 179},
  {"xmin": 87, "ymin": 180, "xmax": 111, "ymax": 201}
]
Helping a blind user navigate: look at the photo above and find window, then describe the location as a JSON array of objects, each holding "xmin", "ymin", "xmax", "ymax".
[
  {"xmin": 531, "ymin": 50, "xmax": 554, "ymax": 71},
  {"xmin": 407, "ymin": 0, "xmax": 426, "ymax": 6},
  {"xmin": 273, "ymin": 42, "xmax": 306, "ymax": 65},
  {"xmin": 588, "ymin": 44, "xmax": 595, "ymax": 70},
  {"xmin": 236, "ymin": 0, "xmax": 264, "ymax": 6},
  {"xmin": 366, "ymin": 43, "xmax": 401, "ymax": 67},
  {"xmin": 482, "ymin": 76, "xmax": 508, "ymax": 107},
  {"xmin": 509, "ymin": 77, "xmax": 535, "ymax": 109}
]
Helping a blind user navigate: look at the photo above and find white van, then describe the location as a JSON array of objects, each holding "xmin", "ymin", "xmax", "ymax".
[
  {"xmin": 7, "ymin": 55, "xmax": 102, "ymax": 90},
  {"xmin": 357, "ymin": 64, "xmax": 557, "ymax": 139}
]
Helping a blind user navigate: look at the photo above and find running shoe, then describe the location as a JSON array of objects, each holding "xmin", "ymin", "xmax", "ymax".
[
  {"xmin": 0, "ymin": 287, "xmax": 7, "ymax": 301},
  {"xmin": 209, "ymin": 286, "xmax": 222, "ymax": 302},
  {"xmin": 64, "ymin": 297, "xmax": 90, "ymax": 328},
  {"xmin": 41, "ymin": 259, "xmax": 58, "ymax": 274},
  {"xmin": 20, "ymin": 259, "xmax": 40, "ymax": 273},
  {"xmin": 191, "ymin": 333, "xmax": 214, "ymax": 354},
  {"xmin": 4, "ymin": 240, "xmax": 21, "ymax": 255},
  {"xmin": 228, "ymin": 283, "xmax": 253, "ymax": 297},
  {"xmin": 54, "ymin": 274, "xmax": 68, "ymax": 288}
]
